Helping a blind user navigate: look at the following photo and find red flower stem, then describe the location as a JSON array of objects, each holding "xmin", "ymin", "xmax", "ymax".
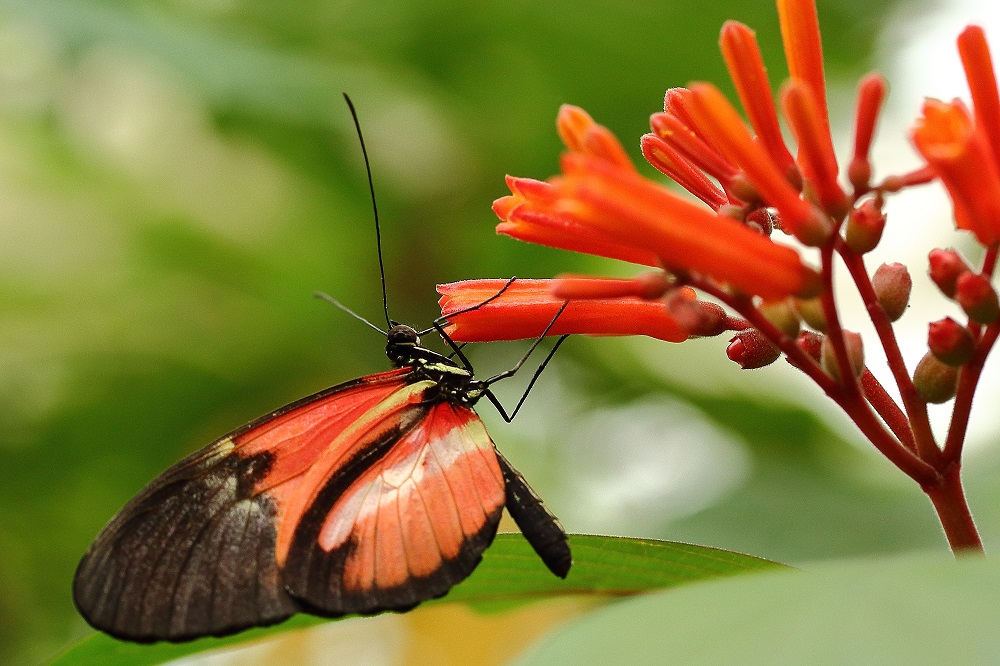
[
  {"xmin": 943, "ymin": 322, "xmax": 1000, "ymax": 462},
  {"xmin": 860, "ymin": 369, "xmax": 916, "ymax": 452},
  {"xmin": 817, "ymin": 241, "xmax": 858, "ymax": 392},
  {"xmin": 838, "ymin": 242, "xmax": 941, "ymax": 465},
  {"xmin": 982, "ymin": 245, "xmax": 998, "ymax": 279},
  {"xmin": 924, "ymin": 463, "xmax": 984, "ymax": 553},
  {"xmin": 690, "ymin": 277, "xmax": 937, "ymax": 485}
]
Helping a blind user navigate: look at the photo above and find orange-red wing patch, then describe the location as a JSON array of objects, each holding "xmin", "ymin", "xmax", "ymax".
[
  {"xmin": 282, "ymin": 401, "xmax": 506, "ymax": 615},
  {"xmin": 72, "ymin": 368, "xmax": 413, "ymax": 643}
]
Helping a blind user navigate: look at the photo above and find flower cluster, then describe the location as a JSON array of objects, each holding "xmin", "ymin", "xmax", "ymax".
[{"xmin": 438, "ymin": 0, "xmax": 1000, "ymax": 553}]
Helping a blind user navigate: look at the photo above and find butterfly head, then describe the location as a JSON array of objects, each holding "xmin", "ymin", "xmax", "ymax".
[{"xmin": 385, "ymin": 324, "xmax": 421, "ymax": 364}]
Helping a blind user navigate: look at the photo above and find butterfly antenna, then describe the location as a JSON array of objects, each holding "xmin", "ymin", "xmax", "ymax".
[
  {"xmin": 343, "ymin": 93, "xmax": 392, "ymax": 329},
  {"xmin": 314, "ymin": 291, "xmax": 386, "ymax": 335}
]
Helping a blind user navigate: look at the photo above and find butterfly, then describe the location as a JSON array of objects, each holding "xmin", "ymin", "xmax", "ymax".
[
  {"xmin": 72, "ymin": 96, "xmax": 571, "ymax": 643},
  {"xmin": 72, "ymin": 315, "xmax": 571, "ymax": 642}
]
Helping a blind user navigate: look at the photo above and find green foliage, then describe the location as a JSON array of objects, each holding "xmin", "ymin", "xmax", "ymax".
[
  {"xmin": 53, "ymin": 534, "xmax": 784, "ymax": 665},
  {"xmin": 520, "ymin": 552, "xmax": 1000, "ymax": 664}
]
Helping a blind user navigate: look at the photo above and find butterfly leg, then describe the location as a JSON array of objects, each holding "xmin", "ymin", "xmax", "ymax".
[
  {"xmin": 419, "ymin": 276, "xmax": 519, "ymax": 336},
  {"xmin": 481, "ymin": 300, "xmax": 570, "ymax": 422}
]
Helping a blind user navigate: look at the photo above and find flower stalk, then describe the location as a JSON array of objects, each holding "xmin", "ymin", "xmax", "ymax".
[{"xmin": 441, "ymin": 0, "xmax": 1000, "ymax": 555}]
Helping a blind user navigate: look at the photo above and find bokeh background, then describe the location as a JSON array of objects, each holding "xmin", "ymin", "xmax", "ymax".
[{"xmin": 3, "ymin": 0, "xmax": 1000, "ymax": 663}]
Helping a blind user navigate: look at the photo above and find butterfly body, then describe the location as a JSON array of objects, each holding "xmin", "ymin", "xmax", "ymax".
[{"xmin": 73, "ymin": 324, "xmax": 570, "ymax": 642}]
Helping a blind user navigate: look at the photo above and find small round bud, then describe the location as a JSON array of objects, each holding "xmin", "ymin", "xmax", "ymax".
[
  {"xmin": 913, "ymin": 352, "xmax": 959, "ymax": 404},
  {"xmin": 955, "ymin": 272, "xmax": 1000, "ymax": 324},
  {"xmin": 794, "ymin": 296, "xmax": 827, "ymax": 331},
  {"xmin": 928, "ymin": 317, "xmax": 975, "ymax": 366},
  {"xmin": 745, "ymin": 208, "xmax": 775, "ymax": 236},
  {"xmin": 928, "ymin": 249, "xmax": 971, "ymax": 298},
  {"xmin": 759, "ymin": 299, "xmax": 801, "ymax": 338},
  {"xmin": 821, "ymin": 330, "xmax": 865, "ymax": 381},
  {"xmin": 820, "ymin": 331, "xmax": 865, "ymax": 381},
  {"xmin": 727, "ymin": 329, "xmax": 781, "ymax": 369},
  {"xmin": 871, "ymin": 262, "xmax": 912, "ymax": 322},
  {"xmin": 796, "ymin": 330, "xmax": 823, "ymax": 361},
  {"xmin": 844, "ymin": 198, "xmax": 885, "ymax": 254},
  {"xmin": 666, "ymin": 291, "xmax": 729, "ymax": 337}
]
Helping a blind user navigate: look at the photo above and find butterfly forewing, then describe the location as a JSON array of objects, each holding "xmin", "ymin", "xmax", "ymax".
[{"xmin": 73, "ymin": 368, "xmax": 415, "ymax": 642}]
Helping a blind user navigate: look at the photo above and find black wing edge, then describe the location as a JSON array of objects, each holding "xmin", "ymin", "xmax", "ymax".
[{"xmin": 496, "ymin": 450, "xmax": 572, "ymax": 578}]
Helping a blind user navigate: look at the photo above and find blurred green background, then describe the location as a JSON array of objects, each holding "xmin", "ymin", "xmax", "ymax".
[{"xmin": 3, "ymin": 0, "xmax": 1000, "ymax": 663}]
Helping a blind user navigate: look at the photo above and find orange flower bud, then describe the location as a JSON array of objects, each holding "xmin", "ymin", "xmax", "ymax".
[{"xmin": 849, "ymin": 73, "xmax": 888, "ymax": 193}]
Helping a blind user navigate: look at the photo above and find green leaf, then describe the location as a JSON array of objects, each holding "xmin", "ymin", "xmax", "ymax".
[
  {"xmin": 52, "ymin": 534, "xmax": 783, "ymax": 665},
  {"xmin": 519, "ymin": 552, "xmax": 1000, "ymax": 665}
]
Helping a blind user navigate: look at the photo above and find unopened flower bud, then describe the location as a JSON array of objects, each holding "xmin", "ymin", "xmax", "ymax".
[
  {"xmin": 928, "ymin": 249, "xmax": 971, "ymax": 298},
  {"xmin": 955, "ymin": 272, "xmax": 1000, "ymax": 324},
  {"xmin": 759, "ymin": 299, "xmax": 801, "ymax": 338},
  {"xmin": 928, "ymin": 317, "xmax": 975, "ymax": 366},
  {"xmin": 796, "ymin": 330, "xmax": 823, "ymax": 361},
  {"xmin": 872, "ymin": 262, "xmax": 912, "ymax": 322},
  {"xmin": 844, "ymin": 198, "xmax": 886, "ymax": 254},
  {"xmin": 786, "ymin": 330, "xmax": 822, "ymax": 371},
  {"xmin": 821, "ymin": 330, "xmax": 865, "ymax": 381},
  {"xmin": 913, "ymin": 352, "xmax": 959, "ymax": 404},
  {"xmin": 794, "ymin": 296, "xmax": 827, "ymax": 331},
  {"xmin": 666, "ymin": 291, "xmax": 729, "ymax": 337},
  {"xmin": 727, "ymin": 329, "xmax": 781, "ymax": 369},
  {"xmin": 745, "ymin": 208, "xmax": 775, "ymax": 236}
]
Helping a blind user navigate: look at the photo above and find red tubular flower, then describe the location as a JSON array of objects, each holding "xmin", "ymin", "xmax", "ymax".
[
  {"xmin": 719, "ymin": 21, "xmax": 796, "ymax": 176},
  {"xmin": 781, "ymin": 80, "xmax": 848, "ymax": 217},
  {"xmin": 437, "ymin": 279, "xmax": 690, "ymax": 342},
  {"xmin": 557, "ymin": 105, "xmax": 636, "ymax": 170},
  {"xmin": 550, "ymin": 272, "xmax": 673, "ymax": 300},
  {"xmin": 958, "ymin": 26, "xmax": 1000, "ymax": 171},
  {"xmin": 686, "ymin": 83, "xmax": 831, "ymax": 245},
  {"xmin": 911, "ymin": 98, "xmax": 1000, "ymax": 246},
  {"xmin": 649, "ymin": 108, "xmax": 739, "ymax": 184},
  {"xmin": 552, "ymin": 153, "xmax": 819, "ymax": 300},
  {"xmin": 494, "ymin": 175, "xmax": 661, "ymax": 267},
  {"xmin": 639, "ymin": 133, "xmax": 729, "ymax": 209},
  {"xmin": 850, "ymin": 73, "xmax": 888, "ymax": 191},
  {"xmin": 777, "ymin": 0, "xmax": 830, "ymax": 137}
]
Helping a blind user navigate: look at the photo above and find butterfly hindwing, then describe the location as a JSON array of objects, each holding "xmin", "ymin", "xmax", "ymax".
[
  {"xmin": 497, "ymin": 451, "xmax": 572, "ymax": 578},
  {"xmin": 283, "ymin": 399, "xmax": 506, "ymax": 615}
]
